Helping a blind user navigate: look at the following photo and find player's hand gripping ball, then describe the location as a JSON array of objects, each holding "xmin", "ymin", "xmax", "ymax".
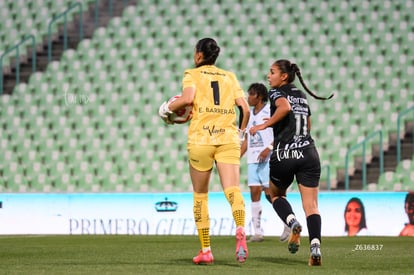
[
  {"xmin": 168, "ymin": 95, "xmax": 193, "ymax": 124},
  {"xmin": 159, "ymin": 95, "xmax": 193, "ymax": 124}
]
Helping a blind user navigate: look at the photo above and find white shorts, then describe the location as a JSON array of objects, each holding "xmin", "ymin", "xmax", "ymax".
[{"xmin": 247, "ymin": 162, "xmax": 270, "ymax": 188}]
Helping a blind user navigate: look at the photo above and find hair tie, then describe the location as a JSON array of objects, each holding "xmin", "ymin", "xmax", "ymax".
[{"xmin": 291, "ymin": 63, "xmax": 298, "ymax": 73}]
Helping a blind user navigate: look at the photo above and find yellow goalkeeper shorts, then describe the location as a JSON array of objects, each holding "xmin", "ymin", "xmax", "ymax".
[{"xmin": 187, "ymin": 143, "xmax": 240, "ymax": 171}]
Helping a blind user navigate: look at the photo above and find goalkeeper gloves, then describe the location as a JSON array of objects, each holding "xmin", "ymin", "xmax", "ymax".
[
  {"xmin": 158, "ymin": 101, "xmax": 173, "ymax": 124},
  {"xmin": 238, "ymin": 128, "xmax": 246, "ymax": 143}
]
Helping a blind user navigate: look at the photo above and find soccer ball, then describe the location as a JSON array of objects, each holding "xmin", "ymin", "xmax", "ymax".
[{"xmin": 167, "ymin": 95, "xmax": 193, "ymax": 124}]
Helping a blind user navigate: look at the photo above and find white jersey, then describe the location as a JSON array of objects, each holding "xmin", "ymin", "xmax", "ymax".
[{"xmin": 246, "ymin": 103, "xmax": 274, "ymax": 164}]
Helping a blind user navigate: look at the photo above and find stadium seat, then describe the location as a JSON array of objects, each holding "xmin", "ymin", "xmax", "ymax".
[
  {"xmin": 1, "ymin": 0, "xmax": 413, "ymax": 192},
  {"xmin": 377, "ymin": 171, "xmax": 396, "ymax": 191},
  {"xmin": 394, "ymin": 159, "xmax": 414, "ymax": 190}
]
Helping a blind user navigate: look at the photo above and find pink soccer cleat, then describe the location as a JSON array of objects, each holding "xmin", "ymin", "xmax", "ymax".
[
  {"xmin": 235, "ymin": 226, "xmax": 248, "ymax": 263},
  {"xmin": 193, "ymin": 250, "xmax": 214, "ymax": 265}
]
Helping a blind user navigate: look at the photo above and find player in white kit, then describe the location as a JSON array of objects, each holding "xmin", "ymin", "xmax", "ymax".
[{"xmin": 241, "ymin": 83, "xmax": 290, "ymax": 242}]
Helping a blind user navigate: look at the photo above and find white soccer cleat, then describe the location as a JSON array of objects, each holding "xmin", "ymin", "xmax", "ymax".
[{"xmin": 280, "ymin": 223, "xmax": 291, "ymax": 242}]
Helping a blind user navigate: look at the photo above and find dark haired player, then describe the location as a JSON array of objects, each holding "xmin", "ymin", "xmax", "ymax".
[
  {"xmin": 241, "ymin": 82, "xmax": 290, "ymax": 243},
  {"xmin": 159, "ymin": 38, "xmax": 250, "ymax": 264},
  {"xmin": 400, "ymin": 192, "xmax": 414, "ymax": 236},
  {"xmin": 250, "ymin": 59, "xmax": 333, "ymax": 266}
]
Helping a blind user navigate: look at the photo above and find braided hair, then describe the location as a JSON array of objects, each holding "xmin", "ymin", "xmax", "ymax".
[
  {"xmin": 274, "ymin": 59, "xmax": 334, "ymax": 100},
  {"xmin": 247, "ymin": 83, "xmax": 268, "ymax": 103},
  {"xmin": 195, "ymin": 38, "xmax": 220, "ymax": 67}
]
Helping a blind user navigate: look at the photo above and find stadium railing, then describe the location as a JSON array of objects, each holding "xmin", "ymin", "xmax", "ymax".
[
  {"xmin": 1, "ymin": 1, "xmax": 412, "ymax": 192},
  {"xmin": 322, "ymin": 164, "xmax": 331, "ymax": 190},
  {"xmin": 47, "ymin": 2, "xmax": 84, "ymax": 62},
  {"xmin": 0, "ymin": 35, "xmax": 37, "ymax": 95},
  {"xmin": 396, "ymin": 106, "xmax": 414, "ymax": 165},
  {"xmin": 344, "ymin": 130, "xmax": 384, "ymax": 190}
]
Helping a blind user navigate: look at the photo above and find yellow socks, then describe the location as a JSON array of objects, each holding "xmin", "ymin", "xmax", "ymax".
[
  {"xmin": 224, "ymin": 186, "xmax": 245, "ymax": 228},
  {"xmin": 193, "ymin": 188, "xmax": 245, "ymax": 250},
  {"xmin": 193, "ymin": 192, "xmax": 210, "ymax": 249}
]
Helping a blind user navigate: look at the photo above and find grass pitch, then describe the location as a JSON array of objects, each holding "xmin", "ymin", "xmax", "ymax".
[{"xmin": 0, "ymin": 235, "xmax": 413, "ymax": 275}]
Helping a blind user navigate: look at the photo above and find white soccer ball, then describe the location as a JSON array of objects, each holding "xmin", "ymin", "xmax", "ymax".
[{"xmin": 168, "ymin": 95, "xmax": 193, "ymax": 124}]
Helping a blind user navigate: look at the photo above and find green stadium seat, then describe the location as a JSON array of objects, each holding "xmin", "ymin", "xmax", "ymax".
[
  {"xmin": 1, "ymin": 0, "xmax": 413, "ymax": 192},
  {"xmin": 394, "ymin": 159, "xmax": 414, "ymax": 190},
  {"xmin": 377, "ymin": 171, "xmax": 396, "ymax": 191}
]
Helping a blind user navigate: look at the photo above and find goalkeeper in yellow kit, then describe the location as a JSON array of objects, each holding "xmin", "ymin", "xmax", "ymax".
[{"xmin": 159, "ymin": 37, "xmax": 250, "ymax": 264}]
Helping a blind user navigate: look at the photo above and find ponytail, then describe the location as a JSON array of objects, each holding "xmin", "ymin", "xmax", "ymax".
[
  {"xmin": 274, "ymin": 59, "xmax": 334, "ymax": 101},
  {"xmin": 291, "ymin": 63, "xmax": 334, "ymax": 101}
]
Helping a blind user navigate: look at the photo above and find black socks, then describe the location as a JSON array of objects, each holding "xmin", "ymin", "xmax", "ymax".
[
  {"xmin": 307, "ymin": 214, "xmax": 322, "ymax": 243},
  {"xmin": 272, "ymin": 197, "xmax": 294, "ymax": 226}
]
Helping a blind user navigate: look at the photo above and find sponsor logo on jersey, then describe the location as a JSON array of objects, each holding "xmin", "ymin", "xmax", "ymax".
[
  {"xmin": 203, "ymin": 125, "xmax": 226, "ymax": 136},
  {"xmin": 274, "ymin": 143, "xmax": 305, "ymax": 161}
]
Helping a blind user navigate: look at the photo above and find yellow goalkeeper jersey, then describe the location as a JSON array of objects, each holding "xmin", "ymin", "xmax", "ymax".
[{"xmin": 182, "ymin": 65, "xmax": 245, "ymax": 145}]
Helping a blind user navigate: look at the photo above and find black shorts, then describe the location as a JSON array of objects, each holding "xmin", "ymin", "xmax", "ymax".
[{"xmin": 269, "ymin": 145, "xmax": 321, "ymax": 189}]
